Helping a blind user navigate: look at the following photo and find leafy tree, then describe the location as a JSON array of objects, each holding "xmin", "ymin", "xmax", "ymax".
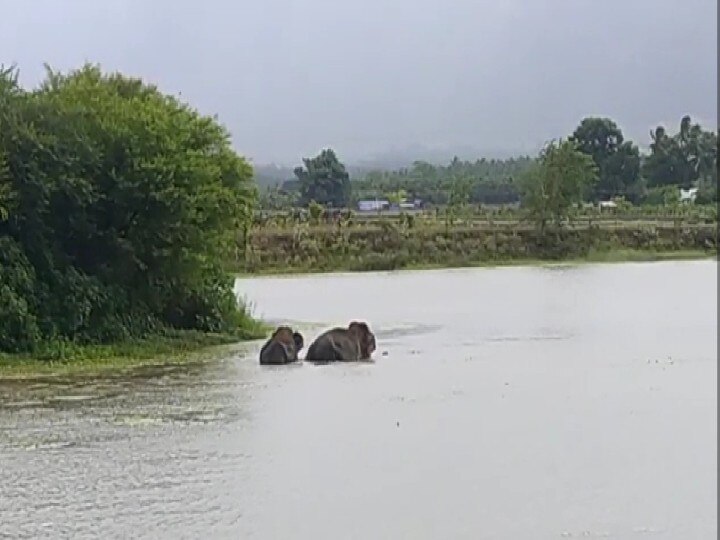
[
  {"xmin": 0, "ymin": 66, "xmax": 19, "ymax": 225},
  {"xmin": 295, "ymin": 148, "xmax": 351, "ymax": 207},
  {"xmin": 0, "ymin": 150, "xmax": 14, "ymax": 222},
  {"xmin": 0, "ymin": 63, "xmax": 257, "ymax": 352},
  {"xmin": 695, "ymin": 130, "xmax": 718, "ymax": 186},
  {"xmin": 260, "ymin": 185, "xmax": 299, "ymax": 210},
  {"xmin": 521, "ymin": 139, "xmax": 598, "ymax": 231},
  {"xmin": 448, "ymin": 175, "xmax": 472, "ymax": 209},
  {"xmin": 570, "ymin": 117, "xmax": 641, "ymax": 202},
  {"xmin": 444, "ymin": 175, "xmax": 472, "ymax": 228},
  {"xmin": 386, "ymin": 189, "xmax": 407, "ymax": 208},
  {"xmin": 643, "ymin": 126, "xmax": 678, "ymax": 187},
  {"xmin": 643, "ymin": 116, "xmax": 717, "ymax": 190}
]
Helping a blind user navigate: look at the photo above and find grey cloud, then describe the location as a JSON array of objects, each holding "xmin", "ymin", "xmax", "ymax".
[{"xmin": 1, "ymin": 0, "xmax": 716, "ymax": 165}]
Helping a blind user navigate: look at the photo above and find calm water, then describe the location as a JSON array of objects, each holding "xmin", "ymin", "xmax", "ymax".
[{"xmin": 1, "ymin": 261, "xmax": 716, "ymax": 539}]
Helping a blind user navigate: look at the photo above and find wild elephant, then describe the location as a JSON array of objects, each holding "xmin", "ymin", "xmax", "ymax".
[
  {"xmin": 305, "ymin": 321, "xmax": 376, "ymax": 362},
  {"xmin": 259, "ymin": 326, "xmax": 305, "ymax": 365}
]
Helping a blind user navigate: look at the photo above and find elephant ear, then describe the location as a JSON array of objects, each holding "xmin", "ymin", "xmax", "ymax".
[
  {"xmin": 349, "ymin": 321, "xmax": 375, "ymax": 359},
  {"xmin": 293, "ymin": 332, "xmax": 304, "ymax": 351}
]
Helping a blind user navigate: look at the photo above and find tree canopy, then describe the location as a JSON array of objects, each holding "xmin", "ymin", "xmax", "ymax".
[
  {"xmin": 570, "ymin": 117, "xmax": 642, "ymax": 202},
  {"xmin": 521, "ymin": 139, "xmax": 598, "ymax": 231},
  {"xmin": 643, "ymin": 116, "xmax": 717, "ymax": 190},
  {"xmin": 0, "ymin": 64, "xmax": 257, "ymax": 353},
  {"xmin": 295, "ymin": 148, "xmax": 351, "ymax": 207}
]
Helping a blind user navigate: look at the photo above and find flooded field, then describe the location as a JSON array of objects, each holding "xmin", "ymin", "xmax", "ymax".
[{"xmin": 1, "ymin": 260, "xmax": 716, "ymax": 539}]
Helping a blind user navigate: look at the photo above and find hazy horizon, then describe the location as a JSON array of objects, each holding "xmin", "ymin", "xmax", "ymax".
[{"xmin": 2, "ymin": 0, "xmax": 716, "ymax": 166}]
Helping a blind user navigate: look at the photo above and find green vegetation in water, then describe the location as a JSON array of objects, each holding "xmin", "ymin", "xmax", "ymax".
[{"xmin": 0, "ymin": 325, "xmax": 269, "ymax": 379}]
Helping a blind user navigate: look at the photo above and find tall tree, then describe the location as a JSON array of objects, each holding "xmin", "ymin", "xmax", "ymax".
[
  {"xmin": 569, "ymin": 117, "xmax": 641, "ymax": 202},
  {"xmin": 295, "ymin": 148, "xmax": 351, "ymax": 207},
  {"xmin": 0, "ymin": 63, "xmax": 258, "ymax": 352},
  {"xmin": 0, "ymin": 150, "xmax": 13, "ymax": 223},
  {"xmin": 521, "ymin": 139, "xmax": 598, "ymax": 231},
  {"xmin": 0, "ymin": 66, "xmax": 19, "ymax": 226},
  {"xmin": 643, "ymin": 126, "xmax": 679, "ymax": 187},
  {"xmin": 448, "ymin": 175, "xmax": 472, "ymax": 209},
  {"xmin": 643, "ymin": 115, "xmax": 717, "ymax": 190}
]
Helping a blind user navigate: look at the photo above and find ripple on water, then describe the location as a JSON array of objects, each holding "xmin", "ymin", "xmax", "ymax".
[
  {"xmin": 23, "ymin": 440, "xmax": 77, "ymax": 451},
  {"xmin": 112, "ymin": 415, "xmax": 165, "ymax": 427},
  {"xmin": 483, "ymin": 333, "xmax": 573, "ymax": 343},
  {"xmin": 373, "ymin": 323, "xmax": 443, "ymax": 339},
  {"xmin": 46, "ymin": 395, "xmax": 97, "ymax": 404},
  {"xmin": 2, "ymin": 400, "xmax": 45, "ymax": 409}
]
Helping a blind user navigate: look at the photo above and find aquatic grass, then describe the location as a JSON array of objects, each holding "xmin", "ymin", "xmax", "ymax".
[
  {"xmin": 0, "ymin": 326, "xmax": 270, "ymax": 379},
  {"xmin": 579, "ymin": 248, "xmax": 715, "ymax": 263},
  {"xmin": 0, "ymin": 289, "xmax": 271, "ymax": 378}
]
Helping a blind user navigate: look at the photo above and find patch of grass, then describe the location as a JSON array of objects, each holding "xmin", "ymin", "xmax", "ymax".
[
  {"xmin": 236, "ymin": 248, "xmax": 715, "ymax": 277},
  {"xmin": 395, "ymin": 249, "xmax": 716, "ymax": 271},
  {"xmin": 0, "ymin": 325, "xmax": 270, "ymax": 379},
  {"xmin": 236, "ymin": 219, "xmax": 716, "ymax": 276},
  {"xmin": 580, "ymin": 248, "xmax": 714, "ymax": 263}
]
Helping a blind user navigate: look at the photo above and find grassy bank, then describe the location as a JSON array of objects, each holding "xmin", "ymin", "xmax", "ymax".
[
  {"xmin": 236, "ymin": 248, "xmax": 714, "ymax": 277},
  {"xmin": 237, "ymin": 219, "xmax": 717, "ymax": 275},
  {"xmin": 0, "ymin": 326, "xmax": 269, "ymax": 379}
]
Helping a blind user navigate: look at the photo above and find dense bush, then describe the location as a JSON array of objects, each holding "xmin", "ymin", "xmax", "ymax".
[{"xmin": 0, "ymin": 64, "xmax": 257, "ymax": 353}]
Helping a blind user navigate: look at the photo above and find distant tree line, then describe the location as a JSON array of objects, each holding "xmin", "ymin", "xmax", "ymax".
[
  {"xmin": 352, "ymin": 155, "xmax": 533, "ymax": 206},
  {"xmin": 259, "ymin": 115, "xmax": 717, "ymax": 209}
]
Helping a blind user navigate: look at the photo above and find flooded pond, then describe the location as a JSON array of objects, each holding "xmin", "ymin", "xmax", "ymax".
[{"xmin": 1, "ymin": 260, "xmax": 716, "ymax": 538}]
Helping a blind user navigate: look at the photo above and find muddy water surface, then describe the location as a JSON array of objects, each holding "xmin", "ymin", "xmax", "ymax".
[{"xmin": 1, "ymin": 261, "xmax": 716, "ymax": 539}]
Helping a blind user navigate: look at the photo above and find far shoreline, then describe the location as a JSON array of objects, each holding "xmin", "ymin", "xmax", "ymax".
[{"xmin": 234, "ymin": 248, "xmax": 717, "ymax": 279}]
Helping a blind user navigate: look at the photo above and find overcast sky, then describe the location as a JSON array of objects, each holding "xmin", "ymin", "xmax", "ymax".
[{"xmin": 1, "ymin": 0, "xmax": 717, "ymax": 164}]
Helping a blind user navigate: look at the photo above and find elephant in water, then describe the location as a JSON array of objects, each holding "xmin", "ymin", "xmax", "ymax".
[
  {"xmin": 259, "ymin": 326, "xmax": 305, "ymax": 365},
  {"xmin": 305, "ymin": 321, "xmax": 377, "ymax": 362}
]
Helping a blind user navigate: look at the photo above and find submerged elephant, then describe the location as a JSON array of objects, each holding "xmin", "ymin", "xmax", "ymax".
[
  {"xmin": 305, "ymin": 321, "xmax": 377, "ymax": 362},
  {"xmin": 259, "ymin": 326, "xmax": 305, "ymax": 365}
]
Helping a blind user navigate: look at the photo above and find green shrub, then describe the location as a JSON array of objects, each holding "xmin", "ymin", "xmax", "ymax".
[{"xmin": 0, "ymin": 64, "xmax": 257, "ymax": 353}]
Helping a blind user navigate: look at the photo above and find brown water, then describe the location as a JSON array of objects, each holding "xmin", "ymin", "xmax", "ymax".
[{"xmin": 1, "ymin": 261, "xmax": 716, "ymax": 539}]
